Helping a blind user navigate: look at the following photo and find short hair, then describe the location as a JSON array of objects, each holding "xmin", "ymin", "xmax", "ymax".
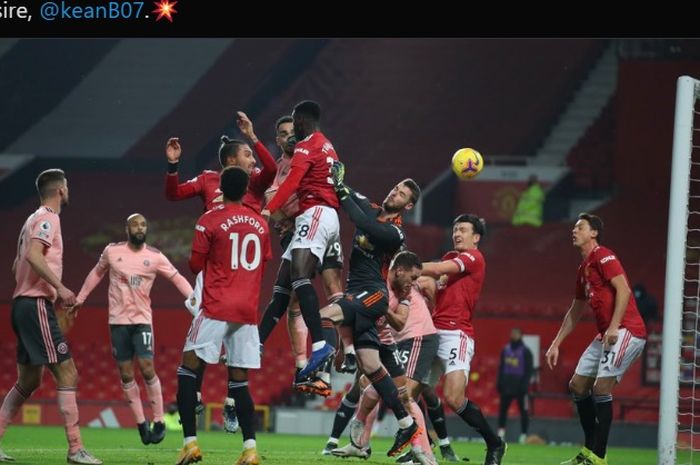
[
  {"xmin": 218, "ymin": 135, "xmax": 247, "ymax": 168},
  {"xmin": 35, "ymin": 169, "xmax": 66, "ymax": 199},
  {"xmin": 390, "ymin": 250, "xmax": 422, "ymax": 271},
  {"xmin": 293, "ymin": 100, "xmax": 321, "ymax": 123},
  {"xmin": 578, "ymin": 212, "xmax": 604, "ymax": 243},
  {"xmin": 275, "ymin": 115, "xmax": 293, "ymax": 131},
  {"xmin": 454, "ymin": 213, "xmax": 486, "ymax": 237},
  {"xmin": 400, "ymin": 178, "xmax": 421, "ymax": 205},
  {"xmin": 220, "ymin": 166, "xmax": 249, "ymax": 202}
]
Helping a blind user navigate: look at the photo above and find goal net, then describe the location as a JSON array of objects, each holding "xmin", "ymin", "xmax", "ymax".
[{"xmin": 659, "ymin": 75, "xmax": 700, "ymax": 465}]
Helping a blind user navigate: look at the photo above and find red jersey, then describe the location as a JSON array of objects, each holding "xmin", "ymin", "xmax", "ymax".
[
  {"xmin": 191, "ymin": 204, "xmax": 272, "ymax": 324},
  {"xmin": 165, "ymin": 141, "xmax": 276, "ymax": 213},
  {"xmin": 432, "ymin": 249, "xmax": 486, "ymax": 337},
  {"xmin": 575, "ymin": 245, "xmax": 647, "ymax": 338},
  {"xmin": 266, "ymin": 131, "xmax": 340, "ymax": 215}
]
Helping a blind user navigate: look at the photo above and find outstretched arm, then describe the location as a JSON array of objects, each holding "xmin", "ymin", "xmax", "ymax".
[{"xmin": 165, "ymin": 137, "xmax": 203, "ymax": 201}]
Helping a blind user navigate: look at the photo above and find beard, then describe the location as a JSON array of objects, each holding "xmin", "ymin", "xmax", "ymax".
[
  {"xmin": 382, "ymin": 201, "xmax": 403, "ymax": 214},
  {"xmin": 128, "ymin": 232, "xmax": 146, "ymax": 246}
]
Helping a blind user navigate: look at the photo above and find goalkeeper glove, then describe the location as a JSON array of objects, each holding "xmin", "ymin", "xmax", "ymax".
[{"xmin": 330, "ymin": 161, "xmax": 345, "ymax": 187}]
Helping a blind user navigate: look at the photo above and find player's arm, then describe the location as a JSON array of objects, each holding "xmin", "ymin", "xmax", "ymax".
[
  {"xmin": 165, "ymin": 137, "xmax": 203, "ymax": 201},
  {"xmin": 386, "ymin": 300, "xmax": 409, "ymax": 332},
  {"xmin": 416, "ymin": 276, "xmax": 437, "ymax": 310},
  {"xmin": 603, "ymin": 274, "xmax": 632, "ymax": 346},
  {"xmin": 189, "ymin": 221, "xmax": 211, "ymax": 274},
  {"xmin": 26, "ymin": 238, "xmax": 75, "ymax": 306},
  {"xmin": 237, "ymin": 111, "xmax": 277, "ymax": 189},
  {"xmin": 545, "ymin": 298, "xmax": 587, "ymax": 369},
  {"xmin": 266, "ymin": 153, "xmax": 312, "ymax": 216},
  {"xmin": 76, "ymin": 248, "xmax": 110, "ymax": 304},
  {"xmin": 157, "ymin": 254, "xmax": 195, "ymax": 298},
  {"xmin": 421, "ymin": 260, "xmax": 460, "ymax": 278}
]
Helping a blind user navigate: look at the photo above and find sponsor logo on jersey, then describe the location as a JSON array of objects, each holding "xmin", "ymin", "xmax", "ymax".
[{"xmin": 600, "ymin": 255, "xmax": 617, "ymax": 264}]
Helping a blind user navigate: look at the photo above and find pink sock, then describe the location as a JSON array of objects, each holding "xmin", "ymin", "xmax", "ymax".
[
  {"xmin": 356, "ymin": 385, "xmax": 380, "ymax": 422},
  {"xmin": 57, "ymin": 388, "xmax": 83, "ymax": 454},
  {"xmin": 360, "ymin": 403, "xmax": 379, "ymax": 447},
  {"xmin": 122, "ymin": 380, "xmax": 146, "ymax": 424},
  {"xmin": 287, "ymin": 308, "xmax": 308, "ymax": 366},
  {"xmin": 407, "ymin": 399, "xmax": 433, "ymax": 458},
  {"xmin": 145, "ymin": 376, "xmax": 164, "ymax": 423},
  {"xmin": 0, "ymin": 384, "xmax": 31, "ymax": 438}
]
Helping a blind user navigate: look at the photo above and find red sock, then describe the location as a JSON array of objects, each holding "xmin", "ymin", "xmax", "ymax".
[
  {"xmin": 407, "ymin": 399, "xmax": 433, "ymax": 458},
  {"xmin": 144, "ymin": 376, "xmax": 164, "ymax": 423},
  {"xmin": 0, "ymin": 384, "xmax": 30, "ymax": 438},
  {"xmin": 122, "ymin": 380, "xmax": 146, "ymax": 424},
  {"xmin": 57, "ymin": 388, "xmax": 83, "ymax": 454},
  {"xmin": 361, "ymin": 403, "xmax": 379, "ymax": 447},
  {"xmin": 287, "ymin": 309, "xmax": 308, "ymax": 367}
]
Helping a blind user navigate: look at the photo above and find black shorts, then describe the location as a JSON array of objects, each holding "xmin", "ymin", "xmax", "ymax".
[
  {"xmin": 281, "ymin": 232, "xmax": 343, "ymax": 272},
  {"xmin": 380, "ymin": 343, "xmax": 405, "ymax": 378},
  {"xmin": 337, "ymin": 288, "xmax": 388, "ymax": 343},
  {"xmin": 397, "ymin": 334, "xmax": 439, "ymax": 384},
  {"xmin": 109, "ymin": 324, "xmax": 154, "ymax": 362},
  {"xmin": 12, "ymin": 297, "xmax": 71, "ymax": 365}
]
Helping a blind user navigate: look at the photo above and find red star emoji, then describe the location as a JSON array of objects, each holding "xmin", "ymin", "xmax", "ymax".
[{"xmin": 152, "ymin": 0, "xmax": 178, "ymax": 22}]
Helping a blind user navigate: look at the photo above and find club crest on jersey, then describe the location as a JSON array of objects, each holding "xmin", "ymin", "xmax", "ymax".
[
  {"xmin": 143, "ymin": 260, "xmax": 150, "ymax": 267},
  {"xmin": 357, "ymin": 235, "xmax": 374, "ymax": 251},
  {"xmin": 40, "ymin": 221, "xmax": 51, "ymax": 231}
]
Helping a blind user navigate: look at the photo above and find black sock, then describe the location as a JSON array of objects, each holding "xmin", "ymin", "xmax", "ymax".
[
  {"xmin": 292, "ymin": 280, "xmax": 323, "ymax": 343},
  {"xmin": 573, "ymin": 392, "xmax": 597, "ymax": 451},
  {"xmin": 258, "ymin": 286, "xmax": 291, "ymax": 344},
  {"xmin": 520, "ymin": 395, "xmax": 530, "ymax": 435},
  {"xmin": 176, "ymin": 366, "xmax": 198, "ymax": 438},
  {"xmin": 367, "ymin": 368, "xmax": 408, "ymax": 420},
  {"xmin": 426, "ymin": 398, "xmax": 449, "ymax": 441},
  {"xmin": 195, "ymin": 363, "xmax": 206, "ymax": 395},
  {"xmin": 456, "ymin": 400, "xmax": 500, "ymax": 448},
  {"xmin": 593, "ymin": 394, "xmax": 613, "ymax": 458},
  {"xmin": 331, "ymin": 395, "xmax": 358, "ymax": 439},
  {"xmin": 229, "ymin": 380, "xmax": 256, "ymax": 441}
]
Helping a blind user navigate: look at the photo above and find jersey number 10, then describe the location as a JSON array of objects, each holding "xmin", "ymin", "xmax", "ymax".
[{"xmin": 229, "ymin": 232, "xmax": 262, "ymax": 271}]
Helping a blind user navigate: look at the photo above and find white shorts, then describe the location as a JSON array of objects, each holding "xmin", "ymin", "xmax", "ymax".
[
  {"xmin": 429, "ymin": 329, "xmax": 475, "ymax": 386},
  {"xmin": 282, "ymin": 205, "xmax": 340, "ymax": 263},
  {"xmin": 574, "ymin": 328, "xmax": 646, "ymax": 382},
  {"xmin": 183, "ymin": 312, "xmax": 260, "ymax": 369}
]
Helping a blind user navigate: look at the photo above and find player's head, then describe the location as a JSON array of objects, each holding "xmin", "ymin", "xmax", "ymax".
[
  {"xmin": 292, "ymin": 100, "xmax": 321, "ymax": 140},
  {"xmin": 510, "ymin": 327, "xmax": 522, "ymax": 343},
  {"xmin": 275, "ymin": 115, "xmax": 295, "ymax": 156},
  {"xmin": 452, "ymin": 214, "xmax": 485, "ymax": 251},
  {"xmin": 219, "ymin": 136, "xmax": 256, "ymax": 174},
  {"xmin": 389, "ymin": 250, "xmax": 422, "ymax": 296},
  {"xmin": 382, "ymin": 178, "xmax": 421, "ymax": 214},
  {"xmin": 573, "ymin": 212, "xmax": 603, "ymax": 248},
  {"xmin": 126, "ymin": 213, "xmax": 148, "ymax": 246},
  {"xmin": 220, "ymin": 166, "xmax": 249, "ymax": 202},
  {"xmin": 36, "ymin": 169, "xmax": 69, "ymax": 206}
]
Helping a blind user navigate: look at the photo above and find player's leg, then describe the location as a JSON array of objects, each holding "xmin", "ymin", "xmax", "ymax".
[
  {"xmin": 323, "ymin": 372, "xmax": 363, "ymax": 453},
  {"xmin": 286, "ymin": 207, "xmax": 340, "ymax": 378},
  {"xmin": 286, "ymin": 294, "xmax": 308, "ymax": 374},
  {"xmin": 176, "ymin": 314, "xmax": 227, "ymax": 465},
  {"xmin": 356, "ymin": 345, "xmax": 419, "ymax": 457},
  {"xmin": 259, "ymin": 260, "xmax": 292, "ymax": 345},
  {"xmin": 439, "ymin": 330, "xmax": 504, "ymax": 464},
  {"xmin": 133, "ymin": 325, "xmax": 164, "ymax": 443},
  {"xmin": 1, "ymin": 297, "xmax": 46, "ymax": 458},
  {"xmin": 516, "ymin": 393, "xmax": 529, "ymax": 443},
  {"xmin": 497, "ymin": 394, "xmax": 513, "ymax": 440},
  {"xmin": 111, "ymin": 325, "xmax": 149, "ymax": 444},
  {"xmin": 587, "ymin": 329, "xmax": 646, "ymax": 463},
  {"xmin": 225, "ymin": 323, "xmax": 262, "ymax": 465},
  {"xmin": 295, "ymin": 302, "xmax": 344, "ymax": 394}
]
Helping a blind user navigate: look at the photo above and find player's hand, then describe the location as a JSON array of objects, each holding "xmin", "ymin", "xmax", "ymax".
[
  {"xmin": 602, "ymin": 327, "xmax": 619, "ymax": 349},
  {"xmin": 184, "ymin": 292, "xmax": 199, "ymax": 316},
  {"xmin": 67, "ymin": 300, "xmax": 82, "ymax": 316},
  {"xmin": 236, "ymin": 111, "xmax": 257, "ymax": 142},
  {"xmin": 166, "ymin": 137, "xmax": 182, "ymax": 163},
  {"xmin": 330, "ymin": 161, "xmax": 345, "ymax": 187},
  {"xmin": 545, "ymin": 345, "xmax": 559, "ymax": 370},
  {"xmin": 57, "ymin": 285, "xmax": 76, "ymax": 308}
]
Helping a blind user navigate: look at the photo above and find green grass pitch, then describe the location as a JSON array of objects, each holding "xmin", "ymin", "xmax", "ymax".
[{"xmin": 0, "ymin": 425, "xmax": 657, "ymax": 464}]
